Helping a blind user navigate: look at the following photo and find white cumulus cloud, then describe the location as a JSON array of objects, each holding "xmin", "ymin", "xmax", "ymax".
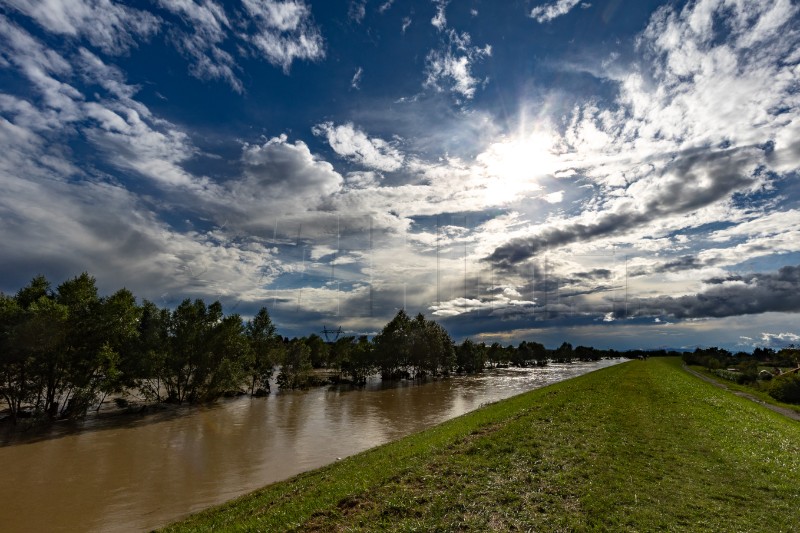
[
  {"xmin": 424, "ymin": 30, "xmax": 491, "ymax": 100},
  {"xmin": 530, "ymin": 0, "xmax": 582, "ymax": 23},
  {"xmin": 313, "ymin": 122, "xmax": 405, "ymax": 172}
]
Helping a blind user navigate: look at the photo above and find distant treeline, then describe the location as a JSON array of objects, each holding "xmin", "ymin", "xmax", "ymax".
[
  {"xmin": 2, "ymin": 273, "xmax": 642, "ymax": 424},
  {"xmin": 683, "ymin": 346, "xmax": 800, "ymax": 403}
]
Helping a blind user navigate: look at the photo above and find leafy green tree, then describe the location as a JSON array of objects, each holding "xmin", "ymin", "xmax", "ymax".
[
  {"xmin": 349, "ymin": 335, "xmax": 375, "ymax": 384},
  {"xmin": 99, "ymin": 289, "xmax": 140, "ymax": 356},
  {"xmin": 86, "ymin": 342, "xmax": 122, "ymax": 412},
  {"xmin": 55, "ymin": 273, "xmax": 102, "ymax": 417},
  {"xmin": 0, "ymin": 293, "xmax": 23, "ymax": 421},
  {"xmin": 575, "ymin": 345, "xmax": 600, "ymax": 361},
  {"xmin": 164, "ymin": 299, "xmax": 220, "ymax": 403},
  {"xmin": 767, "ymin": 373, "xmax": 800, "ymax": 403},
  {"xmin": 332, "ymin": 335, "xmax": 375, "ymax": 384},
  {"xmin": 131, "ymin": 300, "xmax": 171, "ymax": 402},
  {"xmin": 0, "ymin": 289, "xmax": 69, "ymax": 422},
  {"xmin": 553, "ymin": 342, "xmax": 574, "ymax": 363},
  {"xmin": 373, "ymin": 309, "xmax": 412, "ymax": 379},
  {"xmin": 15, "ymin": 295, "xmax": 69, "ymax": 418},
  {"xmin": 277, "ymin": 339, "xmax": 312, "ymax": 389},
  {"xmin": 408, "ymin": 314, "xmax": 455, "ymax": 377},
  {"xmin": 513, "ymin": 341, "xmax": 531, "ymax": 366},
  {"xmin": 530, "ymin": 341, "xmax": 548, "ymax": 366},
  {"xmin": 52, "ymin": 274, "xmax": 136, "ymax": 417},
  {"xmin": 245, "ymin": 307, "xmax": 282, "ymax": 395},
  {"xmin": 88, "ymin": 289, "xmax": 141, "ymax": 410},
  {"xmin": 456, "ymin": 338, "xmax": 486, "ymax": 373},
  {"xmin": 165, "ymin": 299, "xmax": 248, "ymax": 403},
  {"xmin": 330, "ymin": 335, "xmax": 354, "ymax": 377},
  {"xmin": 15, "ymin": 274, "xmax": 52, "ymax": 308},
  {"xmin": 202, "ymin": 313, "xmax": 249, "ymax": 400},
  {"xmin": 305, "ymin": 333, "xmax": 330, "ymax": 368},
  {"xmin": 487, "ymin": 342, "xmax": 507, "ymax": 367}
]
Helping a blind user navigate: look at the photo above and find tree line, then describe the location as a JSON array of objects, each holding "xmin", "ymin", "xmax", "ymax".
[
  {"xmin": 2, "ymin": 273, "xmax": 617, "ymax": 425},
  {"xmin": 683, "ymin": 346, "xmax": 800, "ymax": 403}
]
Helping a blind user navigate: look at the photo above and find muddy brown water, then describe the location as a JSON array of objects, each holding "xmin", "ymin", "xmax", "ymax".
[{"xmin": 0, "ymin": 360, "xmax": 623, "ymax": 532}]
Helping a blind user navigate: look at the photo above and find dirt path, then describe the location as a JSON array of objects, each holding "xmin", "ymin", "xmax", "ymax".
[{"xmin": 683, "ymin": 365, "xmax": 800, "ymax": 422}]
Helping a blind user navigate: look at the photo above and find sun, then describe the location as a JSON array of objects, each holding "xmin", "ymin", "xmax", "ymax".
[{"xmin": 476, "ymin": 130, "xmax": 562, "ymax": 205}]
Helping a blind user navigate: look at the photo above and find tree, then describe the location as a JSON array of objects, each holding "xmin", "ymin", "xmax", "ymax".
[
  {"xmin": 90, "ymin": 289, "xmax": 140, "ymax": 410},
  {"xmin": 202, "ymin": 313, "xmax": 249, "ymax": 400},
  {"xmin": 277, "ymin": 339, "xmax": 312, "ymax": 389},
  {"xmin": 0, "ymin": 289, "xmax": 69, "ymax": 422},
  {"xmin": 349, "ymin": 335, "xmax": 375, "ymax": 384},
  {"xmin": 408, "ymin": 314, "xmax": 455, "ymax": 377},
  {"xmin": 11, "ymin": 295, "xmax": 69, "ymax": 418},
  {"xmin": 408, "ymin": 314, "xmax": 429, "ymax": 377},
  {"xmin": 530, "ymin": 341, "xmax": 548, "ymax": 366},
  {"xmin": 164, "ymin": 299, "xmax": 249, "ymax": 403},
  {"xmin": 553, "ymin": 342, "xmax": 574, "ymax": 363},
  {"xmin": 55, "ymin": 272, "xmax": 102, "ymax": 417},
  {"xmin": 87, "ymin": 343, "xmax": 122, "ymax": 412},
  {"xmin": 514, "ymin": 341, "xmax": 531, "ymax": 366},
  {"xmin": 330, "ymin": 335, "xmax": 354, "ymax": 379},
  {"xmin": 245, "ymin": 307, "xmax": 282, "ymax": 395},
  {"xmin": 0, "ymin": 293, "xmax": 23, "ymax": 421},
  {"xmin": 332, "ymin": 335, "xmax": 375, "ymax": 384},
  {"xmin": 487, "ymin": 342, "xmax": 507, "ymax": 367},
  {"xmin": 373, "ymin": 309, "xmax": 412, "ymax": 379},
  {"xmin": 130, "ymin": 300, "xmax": 171, "ymax": 402},
  {"xmin": 15, "ymin": 274, "xmax": 52, "ymax": 308},
  {"xmin": 164, "ymin": 299, "xmax": 222, "ymax": 403},
  {"xmin": 456, "ymin": 339, "xmax": 486, "ymax": 373},
  {"xmin": 304, "ymin": 334, "xmax": 330, "ymax": 368},
  {"xmin": 575, "ymin": 345, "xmax": 600, "ymax": 361}
]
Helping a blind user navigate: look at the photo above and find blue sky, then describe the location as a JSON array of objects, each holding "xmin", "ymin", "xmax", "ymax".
[{"xmin": 2, "ymin": 0, "xmax": 800, "ymax": 351}]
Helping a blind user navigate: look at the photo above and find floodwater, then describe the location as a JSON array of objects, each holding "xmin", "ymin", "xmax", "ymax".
[{"xmin": 0, "ymin": 359, "xmax": 623, "ymax": 532}]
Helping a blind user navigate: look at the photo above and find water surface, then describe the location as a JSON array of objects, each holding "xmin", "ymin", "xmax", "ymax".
[{"xmin": 0, "ymin": 359, "xmax": 623, "ymax": 532}]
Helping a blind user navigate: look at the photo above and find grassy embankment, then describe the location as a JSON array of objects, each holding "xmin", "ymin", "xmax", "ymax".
[
  {"xmin": 164, "ymin": 358, "xmax": 800, "ymax": 532},
  {"xmin": 689, "ymin": 365, "xmax": 800, "ymax": 415}
]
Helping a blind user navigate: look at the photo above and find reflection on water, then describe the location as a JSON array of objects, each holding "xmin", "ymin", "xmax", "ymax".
[{"xmin": 0, "ymin": 359, "xmax": 623, "ymax": 532}]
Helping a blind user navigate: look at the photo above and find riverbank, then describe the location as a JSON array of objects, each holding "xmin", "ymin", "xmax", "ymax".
[{"xmin": 164, "ymin": 358, "xmax": 800, "ymax": 531}]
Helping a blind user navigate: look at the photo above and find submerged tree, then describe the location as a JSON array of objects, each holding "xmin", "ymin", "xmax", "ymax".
[
  {"xmin": 277, "ymin": 339, "xmax": 312, "ymax": 389},
  {"xmin": 456, "ymin": 338, "xmax": 486, "ymax": 373},
  {"xmin": 333, "ymin": 335, "xmax": 375, "ymax": 384},
  {"xmin": 373, "ymin": 309, "xmax": 412, "ymax": 379},
  {"xmin": 129, "ymin": 300, "xmax": 171, "ymax": 402},
  {"xmin": 164, "ymin": 299, "xmax": 250, "ymax": 403},
  {"xmin": 304, "ymin": 334, "xmax": 330, "ymax": 369},
  {"xmin": 4, "ymin": 271, "xmax": 572, "ymax": 424},
  {"xmin": 245, "ymin": 307, "xmax": 282, "ymax": 395},
  {"xmin": 0, "ymin": 281, "xmax": 68, "ymax": 421},
  {"xmin": 409, "ymin": 313, "xmax": 455, "ymax": 377}
]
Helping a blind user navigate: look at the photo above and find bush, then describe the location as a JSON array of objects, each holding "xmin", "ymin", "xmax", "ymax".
[
  {"xmin": 767, "ymin": 373, "xmax": 800, "ymax": 404},
  {"xmin": 712, "ymin": 368, "xmax": 753, "ymax": 384}
]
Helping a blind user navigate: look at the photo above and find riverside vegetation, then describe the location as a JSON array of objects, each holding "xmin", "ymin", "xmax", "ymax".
[
  {"xmin": 164, "ymin": 357, "xmax": 800, "ymax": 532},
  {"xmin": 1, "ymin": 273, "xmax": 622, "ymax": 425},
  {"xmin": 683, "ymin": 346, "xmax": 800, "ymax": 407}
]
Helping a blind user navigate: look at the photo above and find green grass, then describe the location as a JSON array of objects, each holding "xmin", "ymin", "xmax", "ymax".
[
  {"xmin": 163, "ymin": 358, "xmax": 800, "ymax": 532},
  {"xmin": 690, "ymin": 365, "xmax": 800, "ymax": 415}
]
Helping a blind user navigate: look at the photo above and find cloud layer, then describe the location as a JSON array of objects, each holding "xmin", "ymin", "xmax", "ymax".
[{"xmin": 1, "ymin": 0, "xmax": 799, "ymax": 349}]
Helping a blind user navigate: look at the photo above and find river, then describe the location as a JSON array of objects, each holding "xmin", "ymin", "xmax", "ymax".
[{"xmin": 0, "ymin": 359, "xmax": 623, "ymax": 532}]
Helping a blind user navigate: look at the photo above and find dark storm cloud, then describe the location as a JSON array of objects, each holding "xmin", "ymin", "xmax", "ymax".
[
  {"xmin": 634, "ymin": 265, "xmax": 800, "ymax": 319},
  {"xmin": 571, "ymin": 268, "xmax": 612, "ymax": 280},
  {"xmin": 654, "ymin": 255, "xmax": 702, "ymax": 273}
]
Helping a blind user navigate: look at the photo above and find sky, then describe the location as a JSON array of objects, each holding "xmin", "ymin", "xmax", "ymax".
[{"xmin": 1, "ymin": 0, "xmax": 799, "ymax": 351}]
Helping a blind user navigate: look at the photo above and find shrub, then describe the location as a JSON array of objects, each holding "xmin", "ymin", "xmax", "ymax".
[{"xmin": 767, "ymin": 373, "xmax": 800, "ymax": 404}]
